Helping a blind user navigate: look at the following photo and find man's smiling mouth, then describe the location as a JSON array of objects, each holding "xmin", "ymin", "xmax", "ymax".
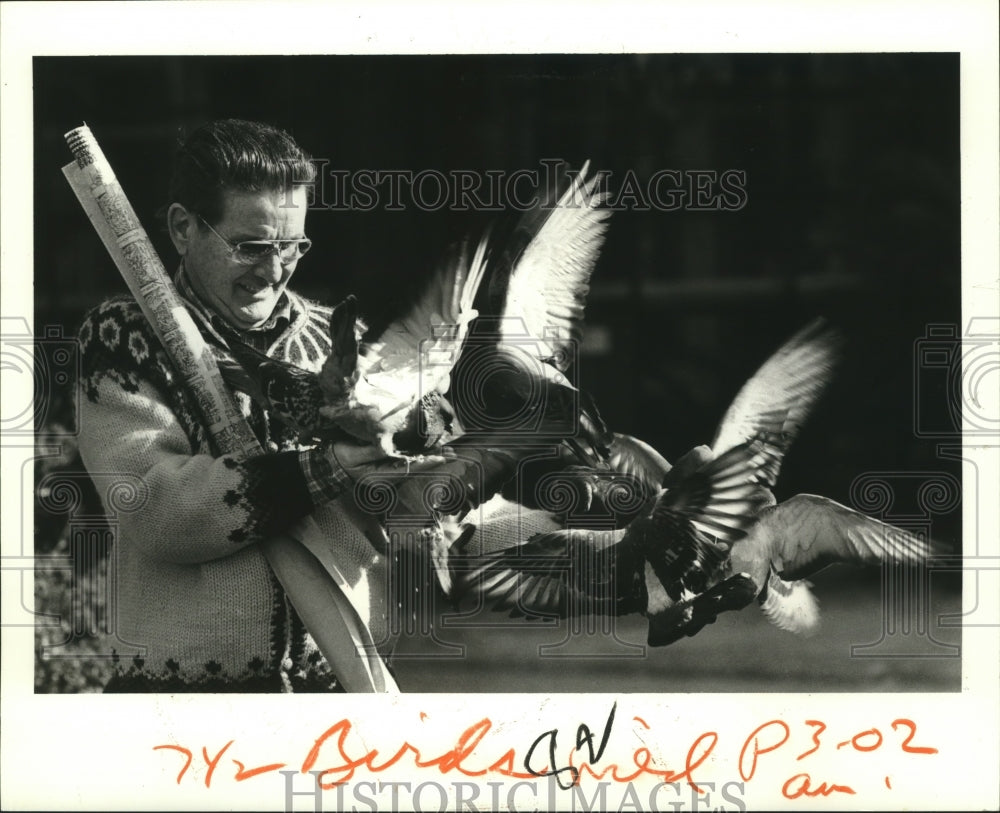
[{"xmin": 238, "ymin": 281, "xmax": 272, "ymax": 297}]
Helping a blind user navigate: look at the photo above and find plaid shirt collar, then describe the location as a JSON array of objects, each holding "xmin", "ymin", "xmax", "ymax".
[{"xmin": 175, "ymin": 262, "xmax": 294, "ymax": 349}]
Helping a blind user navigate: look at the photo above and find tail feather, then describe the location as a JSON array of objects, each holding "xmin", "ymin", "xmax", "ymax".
[{"xmin": 759, "ymin": 569, "xmax": 820, "ymax": 634}]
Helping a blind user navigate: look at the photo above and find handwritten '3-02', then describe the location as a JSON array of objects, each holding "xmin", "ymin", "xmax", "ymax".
[{"xmin": 739, "ymin": 717, "xmax": 938, "ymax": 799}]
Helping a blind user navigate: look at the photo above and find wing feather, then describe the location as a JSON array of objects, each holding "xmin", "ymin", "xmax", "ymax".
[
  {"xmin": 755, "ymin": 494, "xmax": 934, "ymax": 579},
  {"xmin": 712, "ymin": 319, "xmax": 842, "ymax": 486},
  {"xmin": 500, "ymin": 163, "xmax": 611, "ymax": 368},
  {"xmin": 607, "ymin": 432, "xmax": 672, "ymax": 495},
  {"xmin": 363, "ymin": 233, "xmax": 491, "ymax": 393},
  {"xmin": 653, "ymin": 441, "xmax": 777, "ymax": 543},
  {"xmin": 459, "ymin": 527, "xmax": 636, "ymax": 617}
]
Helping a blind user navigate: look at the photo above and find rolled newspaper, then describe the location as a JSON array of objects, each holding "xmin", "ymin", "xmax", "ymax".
[{"xmin": 63, "ymin": 124, "xmax": 397, "ymax": 693}]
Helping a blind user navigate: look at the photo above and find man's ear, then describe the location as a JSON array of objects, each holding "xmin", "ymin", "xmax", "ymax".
[{"xmin": 166, "ymin": 203, "xmax": 196, "ymax": 256}]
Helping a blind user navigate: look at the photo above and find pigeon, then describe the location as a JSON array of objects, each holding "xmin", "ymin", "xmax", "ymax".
[
  {"xmin": 454, "ymin": 437, "xmax": 775, "ymax": 621},
  {"xmin": 438, "ymin": 158, "xmax": 613, "ymax": 462},
  {"xmin": 641, "ymin": 320, "xmax": 933, "ymax": 643},
  {"xmin": 453, "ymin": 319, "xmax": 933, "ymax": 646},
  {"xmin": 655, "ymin": 492, "xmax": 936, "ymax": 644}
]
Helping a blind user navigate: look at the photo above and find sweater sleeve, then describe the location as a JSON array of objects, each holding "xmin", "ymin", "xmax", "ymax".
[{"xmin": 75, "ymin": 298, "xmax": 346, "ymax": 565}]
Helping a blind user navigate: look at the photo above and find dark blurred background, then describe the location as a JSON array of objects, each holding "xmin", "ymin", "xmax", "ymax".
[{"xmin": 33, "ymin": 54, "xmax": 962, "ymax": 691}]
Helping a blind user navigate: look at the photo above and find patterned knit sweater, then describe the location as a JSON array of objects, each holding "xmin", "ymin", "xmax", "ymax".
[{"xmin": 76, "ymin": 276, "xmax": 393, "ymax": 692}]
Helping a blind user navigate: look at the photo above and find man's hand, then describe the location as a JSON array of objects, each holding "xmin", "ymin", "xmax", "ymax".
[
  {"xmin": 321, "ymin": 441, "xmax": 459, "ymax": 556},
  {"xmin": 325, "ymin": 440, "xmax": 450, "ymax": 482}
]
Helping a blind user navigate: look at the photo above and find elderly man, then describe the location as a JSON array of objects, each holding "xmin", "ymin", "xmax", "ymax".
[{"xmin": 76, "ymin": 119, "xmax": 418, "ymax": 692}]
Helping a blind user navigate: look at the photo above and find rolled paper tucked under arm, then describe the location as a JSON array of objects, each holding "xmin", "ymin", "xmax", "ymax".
[
  {"xmin": 62, "ymin": 124, "xmax": 397, "ymax": 693},
  {"xmin": 63, "ymin": 126, "xmax": 261, "ymax": 459}
]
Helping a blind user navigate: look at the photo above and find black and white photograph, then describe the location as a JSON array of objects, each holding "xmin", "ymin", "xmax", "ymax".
[
  {"xmin": 30, "ymin": 51, "xmax": 964, "ymax": 694},
  {"xmin": 2, "ymin": 2, "xmax": 997, "ymax": 811}
]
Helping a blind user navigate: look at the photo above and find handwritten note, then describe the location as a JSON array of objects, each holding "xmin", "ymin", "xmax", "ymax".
[{"xmin": 151, "ymin": 703, "xmax": 942, "ymax": 809}]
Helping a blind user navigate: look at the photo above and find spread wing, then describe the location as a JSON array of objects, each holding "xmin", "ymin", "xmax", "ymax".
[
  {"xmin": 652, "ymin": 441, "xmax": 777, "ymax": 543},
  {"xmin": 362, "ymin": 232, "xmax": 491, "ymax": 396},
  {"xmin": 457, "ymin": 527, "xmax": 643, "ymax": 617},
  {"xmin": 640, "ymin": 441, "xmax": 776, "ymax": 602},
  {"xmin": 711, "ymin": 319, "xmax": 842, "ymax": 487},
  {"xmin": 499, "ymin": 162, "xmax": 611, "ymax": 370},
  {"xmin": 753, "ymin": 494, "xmax": 935, "ymax": 580}
]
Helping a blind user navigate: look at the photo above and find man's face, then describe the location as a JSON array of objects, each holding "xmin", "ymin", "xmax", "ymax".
[{"xmin": 180, "ymin": 186, "xmax": 310, "ymax": 330}]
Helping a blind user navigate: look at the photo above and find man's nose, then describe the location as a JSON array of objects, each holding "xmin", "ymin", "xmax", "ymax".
[{"xmin": 251, "ymin": 252, "xmax": 285, "ymax": 283}]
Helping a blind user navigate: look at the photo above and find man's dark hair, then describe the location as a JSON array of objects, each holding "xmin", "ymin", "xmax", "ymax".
[{"xmin": 167, "ymin": 118, "xmax": 316, "ymax": 226}]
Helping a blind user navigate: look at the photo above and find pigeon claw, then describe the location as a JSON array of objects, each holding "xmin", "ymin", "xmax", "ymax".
[{"xmin": 646, "ymin": 574, "xmax": 757, "ymax": 647}]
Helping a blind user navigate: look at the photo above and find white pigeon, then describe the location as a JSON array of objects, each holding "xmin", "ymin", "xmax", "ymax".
[{"xmin": 318, "ymin": 234, "xmax": 491, "ymax": 455}]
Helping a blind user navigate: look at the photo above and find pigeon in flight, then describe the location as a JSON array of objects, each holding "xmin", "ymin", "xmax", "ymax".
[
  {"xmin": 453, "ymin": 436, "xmax": 774, "ymax": 619},
  {"xmin": 454, "ymin": 319, "xmax": 937, "ymax": 645}
]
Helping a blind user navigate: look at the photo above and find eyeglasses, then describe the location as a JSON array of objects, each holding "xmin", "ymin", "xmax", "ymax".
[{"xmin": 196, "ymin": 215, "xmax": 312, "ymax": 266}]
